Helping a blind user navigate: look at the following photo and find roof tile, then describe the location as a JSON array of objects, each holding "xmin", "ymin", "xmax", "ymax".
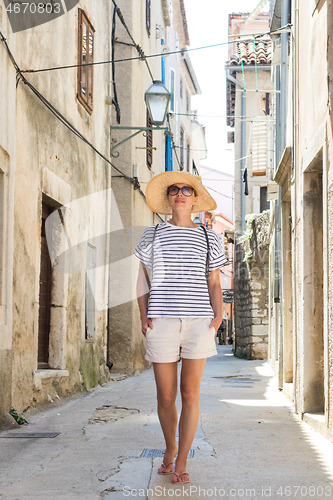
[{"xmin": 228, "ymin": 38, "xmax": 272, "ymax": 66}]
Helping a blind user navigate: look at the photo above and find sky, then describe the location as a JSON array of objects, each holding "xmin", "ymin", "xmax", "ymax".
[{"xmin": 184, "ymin": 0, "xmax": 269, "ymax": 177}]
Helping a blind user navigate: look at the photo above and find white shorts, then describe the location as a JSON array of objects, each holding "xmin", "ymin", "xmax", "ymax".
[{"xmin": 145, "ymin": 317, "xmax": 217, "ymax": 363}]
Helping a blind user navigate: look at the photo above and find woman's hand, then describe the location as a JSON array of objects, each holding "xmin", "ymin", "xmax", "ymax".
[
  {"xmin": 207, "ymin": 269, "xmax": 223, "ymax": 332},
  {"xmin": 141, "ymin": 318, "xmax": 154, "ymax": 336},
  {"xmin": 209, "ymin": 317, "xmax": 222, "ymax": 333}
]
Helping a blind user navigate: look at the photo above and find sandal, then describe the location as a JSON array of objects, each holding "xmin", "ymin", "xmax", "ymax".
[
  {"xmin": 157, "ymin": 462, "xmax": 174, "ymax": 475},
  {"xmin": 172, "ymin": 471, "xmax": 190, "ymax": 484}
]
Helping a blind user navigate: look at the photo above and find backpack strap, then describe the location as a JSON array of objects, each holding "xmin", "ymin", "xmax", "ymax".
[
  {"xmin": 151, "ymin": 223, "xmax": 160, "ymax": 273},
  {"xmin": 200, "ymin": 225, "xmax": 210, "ymax": 280}
]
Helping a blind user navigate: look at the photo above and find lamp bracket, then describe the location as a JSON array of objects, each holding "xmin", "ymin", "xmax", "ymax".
[{"xmin": 110, "ymin": 125, "xmax": 168, "ymax": 158}]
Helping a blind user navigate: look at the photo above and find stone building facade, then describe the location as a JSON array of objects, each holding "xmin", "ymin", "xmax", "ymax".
[
  {"xmin": 234, "ymin": 211, "xmax": 269, "ymax": 359},
  {"xmin": 268, "ymin": 0, "xmax": 333, "ymax": 440}
]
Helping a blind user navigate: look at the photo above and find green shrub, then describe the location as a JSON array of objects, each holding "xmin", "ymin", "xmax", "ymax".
[{"xmin": 9, "ymin": 407, "xmax": 28, "ymax": 425}]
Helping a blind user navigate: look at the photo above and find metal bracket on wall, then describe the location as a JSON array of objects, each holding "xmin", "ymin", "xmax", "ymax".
[{"xmin": 110, "ymin": 125, "xmax": 168, "ymax": 158}]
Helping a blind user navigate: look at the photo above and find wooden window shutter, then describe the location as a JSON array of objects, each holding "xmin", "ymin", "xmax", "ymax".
[
  {"xmin": 146, "ymin": 0, "xmax": 151, "ymax": 36},
  {"xmin": 146, "ymin": 111, "xmax": 153, "ymax": 168},
  {"xmin": 77, "ymin": 9, "xmax": 95, "ymax": 113}
]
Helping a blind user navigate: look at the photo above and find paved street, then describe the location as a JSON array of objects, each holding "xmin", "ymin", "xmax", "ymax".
[{"xmin": 1, "ymin": 345, "xmax": 333, "ymax": 500}]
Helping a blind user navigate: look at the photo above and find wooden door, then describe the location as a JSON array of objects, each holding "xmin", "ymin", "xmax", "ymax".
[{"xmin": 38, "ymin": 203, "xmax": 53, "ymax": 367}]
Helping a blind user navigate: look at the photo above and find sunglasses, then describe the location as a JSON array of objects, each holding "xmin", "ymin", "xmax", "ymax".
[{"xmin": 167, "ymin": 185, "xmax": 196, "ymax": 197}]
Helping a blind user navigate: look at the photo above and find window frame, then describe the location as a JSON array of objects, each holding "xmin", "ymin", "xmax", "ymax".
[
  {"xmin": 186, "ymin": 90, "xmax": 190, "ymax": 113},
  {"xmin": 77, "ymin": 9, "xmax": 95, "ymax": 114},
  {"xmin": 180, "ymin": 128, "xmax": 184, "ymax": 169},
  {"xmin": 260, "ymin": 186, "xmax": 270, "ymax": 212},
  {"xmin": 170, "ymin": 69, "xmax": 175, "ymax": 112},
  {"xmin": 186, "ymin": 138, "xmax": 190, "ymax": 172}
]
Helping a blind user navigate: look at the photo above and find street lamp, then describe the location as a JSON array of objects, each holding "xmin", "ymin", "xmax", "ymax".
[
  {"xmin": 110, "ymin": 81, "xmax": 171, "ymax": 158},
  {"xmin": 145, "ymin": 80, "xmax": 171, "ymax": 126},
  {"xmin": 192, "ymin": 215, "xmax": 204, "ymax": 227}
]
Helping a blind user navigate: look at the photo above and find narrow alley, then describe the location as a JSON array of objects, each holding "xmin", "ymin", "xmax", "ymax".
[{"xmin": 1, "ymin": 346, "xmax": 332, "ymax": 500}]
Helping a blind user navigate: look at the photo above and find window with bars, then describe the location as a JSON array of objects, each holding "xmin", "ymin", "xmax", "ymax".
[
  {"xmin": 78, "ymin": 9, "xmax": 94, "ymax": 113},
  {"xmin": 146, "ymin": 111, "xmax": 153, "ymax": 168},
  {"xmin": 146, "ymin": 0, "xmax": 151, "ymax": 36}
]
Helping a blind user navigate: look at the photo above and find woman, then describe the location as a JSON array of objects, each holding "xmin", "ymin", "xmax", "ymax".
[{"xmin": 134, "ymin": 171, "xmax": 228, "ymax": 484}]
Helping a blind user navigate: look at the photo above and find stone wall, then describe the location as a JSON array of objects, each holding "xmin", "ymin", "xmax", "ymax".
[{"xmin": 234, "ymin": 211, "xmax": 270, "ymax": 359}]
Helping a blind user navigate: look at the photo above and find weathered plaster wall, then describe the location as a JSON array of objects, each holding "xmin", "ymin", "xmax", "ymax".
[
  {"xmin": 10, "ymin": 1, "xmax": 113, "ymax": 411},
  {"xmin": 0, "ymin": 6, "xmax": 16, "ymax": 423}
]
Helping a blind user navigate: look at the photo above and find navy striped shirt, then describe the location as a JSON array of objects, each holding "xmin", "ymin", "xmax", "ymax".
[{"xmin": 134, "ymin": 221, "xmax": 229, "ymax": 318}]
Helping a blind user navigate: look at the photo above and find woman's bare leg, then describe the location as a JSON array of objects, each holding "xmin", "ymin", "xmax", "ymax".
[
  {"xmin": 175, "ymin": 358, "xmax": 207, "ymax": 475},
  {"xmin": 153, "ymin": 362, "xmax": 179, "ymax": 466}
]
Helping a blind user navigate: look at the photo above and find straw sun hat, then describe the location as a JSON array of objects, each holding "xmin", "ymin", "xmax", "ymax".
[{"xmin": 145, "ymin": 171, "xmax": 217, "ymax": 215}]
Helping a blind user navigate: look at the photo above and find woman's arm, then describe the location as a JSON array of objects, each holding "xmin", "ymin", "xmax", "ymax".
[
  {"xmin": 136, "ymin": 261, "xmax": 154, "ymax": 335},
  {"xmin": 207, "ymin": 268, "xmax": 223, "ymax": 332}
]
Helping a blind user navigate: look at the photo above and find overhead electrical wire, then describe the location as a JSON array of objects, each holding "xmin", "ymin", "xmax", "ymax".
[
  {"xmin": 110, "ymin": 0, "xmax": 155, "ymax": 121},
  {"xmin": 0, "ymin": 26, "xmax": 180, "ymax": 202},
  {"xmin": 111, "ymin": 4, "xmax": 121, "ymax": 123},
  {"xmin": 204, "ymin": 186, "xmax": 234, "ymax": 200},
  {"xmin": 1, "ymin": 8, "xmax": 289, "ymax": 220},
  {"xmin": 110, "ymin": 0, "xmax": 154, "ymax": 81},
  {"xmin": 171, "ymin": 112, "xmax": 267, "ymax": 119},
  {"xmin": 0, "ymin": 29, "xmax": 163, "ymax": 223},
  {"xmin": 0, "ymin": 30, "xmax": 154, "ymax": 209},
  {"xmin": 20, "ymin": 25, "xmax": 292, "ymax": 75}
]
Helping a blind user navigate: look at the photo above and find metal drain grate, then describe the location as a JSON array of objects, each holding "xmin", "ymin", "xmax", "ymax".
[
  {"xmin": 212, "ymin": 376, "xmax": 260, "ymax": 382},
  {"xmin": 2, "ymin": 432, "xmax": 60, "ymax": 439},
  {"xmin": 140, "ymin": 448, "xmax": 194, "ymax": 458}
]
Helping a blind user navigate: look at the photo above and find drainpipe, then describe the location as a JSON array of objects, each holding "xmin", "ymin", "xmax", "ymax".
[
  {"xmin": 226, "ymin": 70, "xmax": 246, "ymax": 235},
  {"xmin": 280, "ymin": 0, "xmax": 289, "ymax": 153},
  {"xmin": 241, "ymin": 93, "xmax": 246, "ymax": 235},
  {"xmin": 274, "ymin": 60, "xmax": 282, "ymax": 386},
  {"xmin": 276, "ymin": 0, "xmax": 290, "ymax": 390}
]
